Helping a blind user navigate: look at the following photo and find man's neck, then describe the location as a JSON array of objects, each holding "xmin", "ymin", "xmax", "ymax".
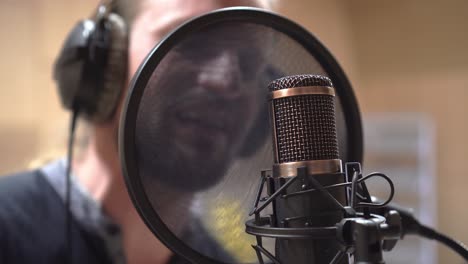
[{"xmin": 73, "ymin": 128, "xmax": 175, "ymax": 264}]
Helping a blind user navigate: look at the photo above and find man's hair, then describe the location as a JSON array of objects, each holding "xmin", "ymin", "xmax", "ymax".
[{"xmin": 112, "ymin": 0, "xmax": 277, "ymax": 27}]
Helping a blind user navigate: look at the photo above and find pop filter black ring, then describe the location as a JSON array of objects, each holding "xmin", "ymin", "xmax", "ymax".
[{"xmin": 119, "ymin": 7, "xmax": 363, "ymax": 264}]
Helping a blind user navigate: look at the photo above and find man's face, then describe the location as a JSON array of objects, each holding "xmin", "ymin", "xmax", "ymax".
[{"xmin": 125, "ymin": 0, "xmax": 267, "ymax": 191}]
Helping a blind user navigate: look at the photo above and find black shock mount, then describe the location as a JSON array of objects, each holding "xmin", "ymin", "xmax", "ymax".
[{"xmin": 245, "ymin": 162, "xmax": 402, "ymax": 264}]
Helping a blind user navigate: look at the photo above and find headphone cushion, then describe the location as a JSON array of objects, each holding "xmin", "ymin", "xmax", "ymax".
[{"xmin": 92, "ymin": 13, "xmax": 128, "ymax": 122}]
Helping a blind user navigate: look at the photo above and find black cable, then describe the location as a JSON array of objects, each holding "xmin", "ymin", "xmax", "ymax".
[
  {"xmin": 65, "ymin": 110, "xmax": 79, "ymax": 263},
  {"xmin": 418, "ymin": 223, "xmax": 468, "ymax": 261},
  {"xmin": 371, "ymin": 199, "xmax": 468, "ymax": 261}
]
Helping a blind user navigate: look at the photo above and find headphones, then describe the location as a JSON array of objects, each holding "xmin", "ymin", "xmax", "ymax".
[{"xmin": 54, "ymin": 0, "xmax": 128, "ymax": 122}]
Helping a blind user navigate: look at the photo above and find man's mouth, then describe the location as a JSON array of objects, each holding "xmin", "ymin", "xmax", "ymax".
[
  {"xmin": 172, "ymin": 106, "xmax": 234, "ymax": 159},
  {"xmin": 176, "ymin": 110, "xmax": 230, "ymax": 131}
]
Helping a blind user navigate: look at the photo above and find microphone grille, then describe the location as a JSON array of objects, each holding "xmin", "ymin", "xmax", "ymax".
[
  {"xmin": 269, "ymin": 75, "xmax": 339, "ymax": 163},
  {"xmin": 268, "ymin": 74, "xmax": 333, "ymax": 91}
]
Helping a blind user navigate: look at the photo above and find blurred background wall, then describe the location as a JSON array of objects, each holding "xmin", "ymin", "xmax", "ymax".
[{"xmin": 0, "ymin": 0, "xmax": 466, "ymax": 263}]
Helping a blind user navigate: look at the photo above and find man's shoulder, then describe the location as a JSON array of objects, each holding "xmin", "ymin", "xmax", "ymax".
[
  {"xmin": 0, "ymin": 169, "xmax": 61, "ymax": 215},
  {"xmin": 0, "ymin": 169, "xmax": 71, "ymax": 262},
  {"xmin": 0, "ymin": 168, "xmax": 111, "ymax": 264},
  {"xmin": 0, "ymin": 169, "xmax": 49, "ymax": 194},
  {"xmin": 0, "ymin": 169, "xmax": 66, "ymax": 233}
]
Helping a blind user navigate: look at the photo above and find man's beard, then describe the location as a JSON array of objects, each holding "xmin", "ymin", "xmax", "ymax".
[
  {"xmin": 133, "ymin": 88, "xmax": 249, "ymax": 193},
  {"xmin": 135, "ymin": 114, "xmax": 237, "ymax": 193}
]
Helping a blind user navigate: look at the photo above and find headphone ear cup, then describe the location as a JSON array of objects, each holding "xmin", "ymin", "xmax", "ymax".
[
  {"xmin": 92, "ymin": 13, "xmax": 128, "ymax": 122},
  {"xmin": 54, "ymin": 20, "xmax": 96, "ymax": 113}
]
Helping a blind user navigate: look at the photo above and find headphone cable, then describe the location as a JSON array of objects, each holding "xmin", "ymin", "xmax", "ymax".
[{"xmin": 65, "ymin": 109, "xmax": 79, "ymax": 263}]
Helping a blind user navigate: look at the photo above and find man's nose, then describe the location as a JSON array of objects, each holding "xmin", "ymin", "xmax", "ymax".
[{"xmin": 197, "ymin": 51, "xmax": 241, "ymax": 99}]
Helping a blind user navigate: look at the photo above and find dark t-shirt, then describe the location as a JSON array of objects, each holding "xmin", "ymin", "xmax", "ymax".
[{"xmin": 0, "ymin": 169, "xmax": 232, "ymax": 264}]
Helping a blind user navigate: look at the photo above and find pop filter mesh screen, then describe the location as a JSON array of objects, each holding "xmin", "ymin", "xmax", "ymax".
[{"xmin": 124, "ymin": 14, "xmax": 358, "ymax": 264}]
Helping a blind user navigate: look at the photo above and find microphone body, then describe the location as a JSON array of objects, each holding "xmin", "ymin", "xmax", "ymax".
[{"xmin": 268, "ymin": 75, "xmax": 348, "ymax": 264}]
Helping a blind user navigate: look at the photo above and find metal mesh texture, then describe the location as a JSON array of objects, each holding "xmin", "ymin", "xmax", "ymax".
[
  {"xmin": 268, "ymin": 74, "xmax": 333, "ymax": 91},
  {"xmin": 269, "ymin": 75, "xmax": 339, "ymax": 162}
]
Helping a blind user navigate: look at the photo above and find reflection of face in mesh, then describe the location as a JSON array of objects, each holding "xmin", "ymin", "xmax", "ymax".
[{"xmin": 136, "ymin": 23, "xmax": 268, "ymax": 192}]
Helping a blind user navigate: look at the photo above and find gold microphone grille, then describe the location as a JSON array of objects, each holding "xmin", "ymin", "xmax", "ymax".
[{"xmin": 268, "ymin": 75, "xmax": 339, "ymax": 163}]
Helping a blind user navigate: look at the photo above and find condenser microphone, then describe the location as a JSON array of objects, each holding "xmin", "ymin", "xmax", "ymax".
[{"xmin": 268, "ymin": 74, "xmax": 348, "ymax": 264}]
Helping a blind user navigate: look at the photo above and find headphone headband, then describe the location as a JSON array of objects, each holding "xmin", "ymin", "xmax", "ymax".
[{"xmin": 93, "ymin": 0, "xmax": 114, "ymax": 20}]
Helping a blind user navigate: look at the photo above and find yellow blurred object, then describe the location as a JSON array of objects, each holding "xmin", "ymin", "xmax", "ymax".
[{"xmin": 208, "ymin": 199, "xmax": 258, "ymax": 262}]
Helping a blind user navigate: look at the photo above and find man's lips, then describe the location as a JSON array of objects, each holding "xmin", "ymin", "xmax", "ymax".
[
  {"xmin": 176, "ymin": 109, "xmax": 230, "ymax": 132},
  {"xmin": 171, "ymin": 106, "xmax": 236, "ymax": 159}
]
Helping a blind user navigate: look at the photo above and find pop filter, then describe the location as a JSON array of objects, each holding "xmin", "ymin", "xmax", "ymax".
[{"xmin": 120, "ymin": 7, "xmax": 362, "ymax": 264}]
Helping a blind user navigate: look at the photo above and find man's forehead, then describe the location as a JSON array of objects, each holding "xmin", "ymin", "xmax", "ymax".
[
  {"xmin": 137, "ymin": 0, "xmax": 264, "ymax": 36},
  {"xmin": 143, "ymin": 0, "xmax": 263, "ymax": 8},
  {"xmin": 196, "ymin": 23, "xmax": 269, "ymax": 46}
]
